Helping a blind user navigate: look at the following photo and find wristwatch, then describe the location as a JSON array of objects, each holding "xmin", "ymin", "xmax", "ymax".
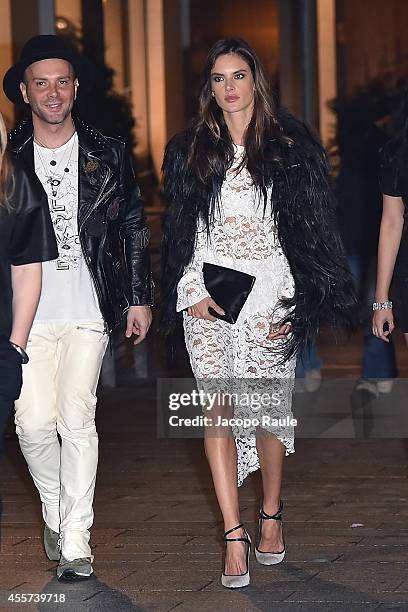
[{"xmin": 9, "ymin": 342, "xmax": 29, "ymax": 364}]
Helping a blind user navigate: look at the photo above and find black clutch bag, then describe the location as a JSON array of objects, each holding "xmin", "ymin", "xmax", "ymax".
[{"xmin": 203, "ymin": 262, "xmax": 256, "ymax": 324}]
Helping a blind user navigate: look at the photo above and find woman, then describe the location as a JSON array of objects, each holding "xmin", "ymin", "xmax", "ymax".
[
  {"xmin": 0, "ymin": 111, "xmax": 57, "ymax": 450},
  {"xmin": 161, "ymin": 38, "xmax": 356, "ymax": 588},
  {"xmin": 373, "ymin": 87, "xmax": 408, "ymax": 347}
]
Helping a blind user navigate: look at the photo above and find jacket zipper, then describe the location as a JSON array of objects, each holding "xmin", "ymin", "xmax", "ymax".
[
  {"xmin": 78, "ymin": 166, "xmax": 114, "ymax": 334},
  {"xmin": 80, "ymin": 233, "xmax": 111, "ymax": 334},
  {"xmin": 78, "ymin": 167, "xmax": 113, "ymax": 233}
]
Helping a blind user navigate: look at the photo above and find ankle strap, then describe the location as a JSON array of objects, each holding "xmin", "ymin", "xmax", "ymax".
[
  {"xmin": 223, "ymin": 523, "xmax": 249, "ymax": 543},
  {"xmin": 260, "ymin": 500, "xmax": 284, "ymax": 522}
]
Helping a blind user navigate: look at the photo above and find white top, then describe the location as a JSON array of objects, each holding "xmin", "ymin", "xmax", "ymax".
[
  {"xmin": 33, "ymin": 133, "xmax": 103, "ymax": 323},
  {"xmin": 176, "ymin": 144, "xmax": 295, "ymax": 322}
]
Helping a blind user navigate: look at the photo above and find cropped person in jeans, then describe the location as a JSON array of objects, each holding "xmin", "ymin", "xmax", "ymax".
[
  {"xmin": 373, "ymin": 84, "xmax": 408, "ymax": 352},
  {"xmin": 0, "ymin": 110, "xmax": 57, "ymax": 451},
  {"xmin": 295, "ymin": 343, "xmax": 322, "ymax": 393},
  {"xmin": 336, "ymin": 105, "xmax": 397, "ymax": 403}
]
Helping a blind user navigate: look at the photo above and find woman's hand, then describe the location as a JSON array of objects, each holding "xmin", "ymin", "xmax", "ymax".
[
  {"xmin": 267, "ymin": 322, "xmax": 291, "ymax": 340},
  {"xmin": 372, "ymin": 309, "xmax": 394, "ymax": 342},
  {"xmin": 187, "ymin": 297, "xmax": 225, "ymax": 321}
]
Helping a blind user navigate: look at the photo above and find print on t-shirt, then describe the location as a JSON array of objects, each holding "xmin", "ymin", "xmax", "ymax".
[
  {"xmin": 35, "ymin": 135, "xmax": 80, "ymax": 271},
  {"xmin": 33, "ymin": 133, "xmax": 102, "ymax": 322},
  {"xmin": 49, "ymin": 188, "xmax": 80, "ymax": 271}
]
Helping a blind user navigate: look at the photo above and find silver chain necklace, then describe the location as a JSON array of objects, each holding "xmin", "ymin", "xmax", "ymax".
[
  {"xmin": 34, "ymin": 133, "xmax": 77, "ymax": 197},
  {"xmin": 34, "ymin": 126, "xmax": 75, "ymax": 166}
]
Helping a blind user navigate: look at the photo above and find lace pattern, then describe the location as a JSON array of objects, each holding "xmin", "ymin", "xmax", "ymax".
[{"xmin": 178, "ymin": 147, "xmax": 296, "ymax": 486}]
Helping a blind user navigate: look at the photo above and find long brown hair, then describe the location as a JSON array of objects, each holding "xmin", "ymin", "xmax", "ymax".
[
  {"xmin": 0, "ymin": 112, "xmax": 13, "ymax": 210},
  {"xmin": 188, "ymin": 38, "xmax": 291, "ymax": 192}
]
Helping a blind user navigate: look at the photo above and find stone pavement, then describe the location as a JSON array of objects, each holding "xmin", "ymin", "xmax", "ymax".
[
  {"xmin": 1, "ymin": 202, "xmax": 408, "ymax": 611},
  {"xmin": 1, "ymin": 372, "xmax": 408, "ymax": 612}
]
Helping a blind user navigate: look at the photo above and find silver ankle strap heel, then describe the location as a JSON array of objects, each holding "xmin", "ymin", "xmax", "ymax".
[
  {"xmin": 221, "ymin": 523, "xmax": 251, "ymax": 588},
  {"xmin": 255, "ymin": 500, "xmax": 286, "ymax": 565}
]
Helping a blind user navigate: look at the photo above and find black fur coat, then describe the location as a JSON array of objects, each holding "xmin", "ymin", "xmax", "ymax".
[{"xmin": 161, "ymin": 110, "xmax": 357, "ymax": 361}]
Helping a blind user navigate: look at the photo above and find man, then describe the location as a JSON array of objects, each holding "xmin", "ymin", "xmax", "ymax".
[{"xmin": 3, "ymin": 35, "xmax": 153, "ymax": 581}]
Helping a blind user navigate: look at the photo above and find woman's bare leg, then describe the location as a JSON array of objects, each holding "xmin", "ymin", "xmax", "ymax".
[
  {"xmin": 256, "ymin": 434, "xmax": 285, "ymax": 552},
  {"xmin": 204, "ymin": 412, "xmax": 247, "ymax": 575}
]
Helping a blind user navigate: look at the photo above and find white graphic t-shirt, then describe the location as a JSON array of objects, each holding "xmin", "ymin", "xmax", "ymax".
[{"xmin": 34, "ymin": 132, "xmax": 103, "ymax": 322}]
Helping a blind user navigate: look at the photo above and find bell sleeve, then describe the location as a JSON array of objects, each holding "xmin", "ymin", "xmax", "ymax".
[{"xmin": 176, "ymin": 222, "xmax": 210, "ymax": 312}]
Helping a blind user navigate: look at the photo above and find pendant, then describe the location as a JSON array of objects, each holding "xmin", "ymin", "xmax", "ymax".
[
  {"xmin": 50, "ymin": 160, "xmax": 57, "ymax": 166},
  {"xmin": 64, "ymin": 167, "xmax": 69, "ymax": 172}
]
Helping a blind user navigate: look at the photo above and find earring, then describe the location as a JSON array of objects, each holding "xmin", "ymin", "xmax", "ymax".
[{"xmin": 211, "ymin": 91, "xmax": 215, "ymax": 97}]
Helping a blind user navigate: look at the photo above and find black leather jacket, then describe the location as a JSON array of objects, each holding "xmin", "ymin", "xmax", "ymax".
[{"xmin": 8, "ymin": 116, "xmax": 153, "ymax": 333}]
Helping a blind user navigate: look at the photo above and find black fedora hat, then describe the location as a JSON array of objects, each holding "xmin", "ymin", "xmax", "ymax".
[{"xmin": 3, "ymin": 34, "xmax": 94, "ymax": 105}]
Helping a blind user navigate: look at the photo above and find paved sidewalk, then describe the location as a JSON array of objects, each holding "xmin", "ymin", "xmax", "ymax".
[{"xmin": 1, "ymin": 380, "xmax": 408, "ymax": 612}]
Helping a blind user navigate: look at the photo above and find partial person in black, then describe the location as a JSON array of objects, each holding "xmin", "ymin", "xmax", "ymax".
[
  {"xmin": 373, "ymin": 85, "xmax": 408, "ymax": 346},
  {"xmin": 335, "ymin": 96, "xmax": 397, "ymax": 403},
  {"xmin": 0, "ymin": 110, "xmax": 57, "ymax": 451}
]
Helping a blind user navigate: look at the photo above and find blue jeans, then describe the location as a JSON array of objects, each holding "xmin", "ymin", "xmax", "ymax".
[
  {"xmin": 295, "ymin": 343, "xmax": 322, "ymax": 378},
  {"xmin": 348, "ymin": 255, "xmax": 397, "ymax": 379}
]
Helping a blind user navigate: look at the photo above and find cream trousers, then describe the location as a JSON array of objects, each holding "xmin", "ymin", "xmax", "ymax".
[{"xmin": 14, "ymin": 321, "xmax": 108, "ymax": 561}]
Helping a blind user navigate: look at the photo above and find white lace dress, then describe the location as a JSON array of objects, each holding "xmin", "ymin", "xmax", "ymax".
[{"xmin": 176, "ymin": 145, "xmax": 296, "ymax": 485}]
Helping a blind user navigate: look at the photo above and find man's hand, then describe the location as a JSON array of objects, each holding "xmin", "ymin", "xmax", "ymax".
[
  {"xmin": 125, "ymin": 305, "xmax": 152, "ymax": 345},
  {"xmin": 188, "ymin": 297, "xmax": 225, "ymax": 321}
]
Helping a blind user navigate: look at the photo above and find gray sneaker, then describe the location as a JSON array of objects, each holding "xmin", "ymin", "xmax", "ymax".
[
  {"xmin": 57, "ymin": 556, "xmax": 93, "ymax": 581},
  {"xmin": 43, "ymin": 524, "xmax": 60, "ymax": 561}
]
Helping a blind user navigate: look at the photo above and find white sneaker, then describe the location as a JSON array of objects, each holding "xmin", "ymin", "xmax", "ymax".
[
  {"xmin": 377, "ymin": 379, "xmax": 394, "ymax": 394},
  {"xmin": 304, "ymin": 369, "xmax": 322, "ymax": 393},
  {"xmin": 355, "ymin": 379, "xmax": 378, "ymax": 397}
]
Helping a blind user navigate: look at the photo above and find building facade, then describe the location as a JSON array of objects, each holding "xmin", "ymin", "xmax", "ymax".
[{"xmin": 1, "ymin": 0, "xmax": 407, "ymax": 180}]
